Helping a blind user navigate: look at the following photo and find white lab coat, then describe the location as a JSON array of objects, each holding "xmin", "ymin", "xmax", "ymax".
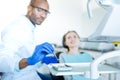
[{"xmin": 0, "ymin": 16, "xmax": 42, "ymax": 80}]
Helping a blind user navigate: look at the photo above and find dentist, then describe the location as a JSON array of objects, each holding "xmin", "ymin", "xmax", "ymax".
[{"xmin": 0, "ymin": 0, "xmax": 54, "ymax": 80}]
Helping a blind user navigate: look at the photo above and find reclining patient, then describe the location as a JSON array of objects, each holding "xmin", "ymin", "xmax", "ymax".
[{"xmin": 59, "ymin": 30, "xmax": 93, "ymax": 80}]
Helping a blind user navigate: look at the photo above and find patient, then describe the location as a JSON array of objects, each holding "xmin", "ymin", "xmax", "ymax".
[{"xmin": 59, "ymin": 30, "xmax": 93, "ymax": 80}]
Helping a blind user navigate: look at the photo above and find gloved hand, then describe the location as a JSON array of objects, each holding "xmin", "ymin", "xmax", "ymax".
[
  {"xmin": 42, "ymin": 56, "xmax": 58, "ymax": 64},
  {"xmin": 27, "ymin": 42, "xmax": 54, "ymax": 65}
]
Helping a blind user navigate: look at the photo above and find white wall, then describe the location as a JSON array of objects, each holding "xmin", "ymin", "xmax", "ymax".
[
  {"xmin": 0, "ymin": 0, "xmax": 29, "ymax": 42},
  {"xmin": 0, "ymin": 0, "xmax": 106, "ymax": 45}
]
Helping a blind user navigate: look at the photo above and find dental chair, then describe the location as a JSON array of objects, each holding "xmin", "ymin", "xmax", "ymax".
[{"xmin": 89, "ymin": 50, "xmax": 120, "ymax": 80}]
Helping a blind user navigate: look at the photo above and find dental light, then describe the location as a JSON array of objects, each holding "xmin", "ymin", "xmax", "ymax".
[{"xmin": 87, "ymin": 0, "xmax": 120, "ymax": 18}]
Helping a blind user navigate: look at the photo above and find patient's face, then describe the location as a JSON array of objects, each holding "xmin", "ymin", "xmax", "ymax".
[{"xmin": 65, "ymin": 32, "xmax": 80, "ymax": 48}]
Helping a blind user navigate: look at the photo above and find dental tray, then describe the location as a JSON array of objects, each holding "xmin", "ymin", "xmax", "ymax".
[{"xmin": 52, "ymin": 64, "xmax": 72, "ymax": 71}]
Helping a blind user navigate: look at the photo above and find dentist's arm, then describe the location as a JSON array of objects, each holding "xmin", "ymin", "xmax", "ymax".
[{"xmin": 19, "ymin": 58, "xmax": 28, "ymax": 69}]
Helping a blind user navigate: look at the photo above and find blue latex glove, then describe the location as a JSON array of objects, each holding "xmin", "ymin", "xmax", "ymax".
[
  {"xmin": 27, "ymin": 42, "xmax": 54, "ymax": 65},
  {"xmin": 42, "ymin": 56, "xmax": 58, "ymax": 64}
]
